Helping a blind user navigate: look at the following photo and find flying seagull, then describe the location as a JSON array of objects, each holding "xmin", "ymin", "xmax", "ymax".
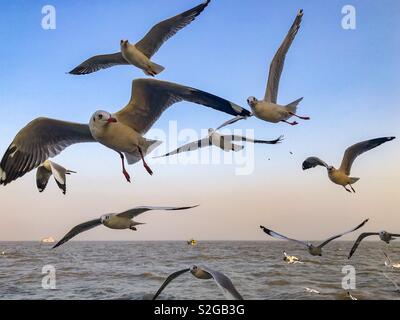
[
  {"xmin": 69, "ymin": 1, "xmax": 210, "ymax": 76},
  {"xmin": 283, "ymin": 251, "xmax": 302, "ymax": 264},
  {"xmin": 53, "ymin": 205, "xmax": 197, "ymax": 249},
  {"xmin": 219, "ymin": 10, "xmax": 308, "ymax": 130},
  {"xmin": 156, "ymin": 128, "xmax": 283, "ymax": 157},
  {"xmin": 302, "ymin": 137, "xmax": 396, "ymax": 193},
  {"xmin": 0, "ymin": 78, "xmax": 250, "ymax": 186},
  {"xmin": 36, "ymin": 160, "xmax": 76, "ymax": 195},
  {"xmin": 152, "ymin": 265, "xmax": 243, "ymax": 300},
  {"xmin": 348, "ymin": 231, "xmax": 400, "ymax": 259},
  {"xmin": 260, "ymin": 219, "xmax": 369, "ymax": 256}
]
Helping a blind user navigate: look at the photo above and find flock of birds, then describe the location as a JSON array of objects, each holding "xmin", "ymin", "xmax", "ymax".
[{"xmin": 1, "ymin": 1, "xmax": 399, "ymax": 300}]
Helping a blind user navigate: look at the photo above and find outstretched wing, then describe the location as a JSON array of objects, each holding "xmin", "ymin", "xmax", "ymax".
[
  {"xmin": 68, "ymin": 53, "xmax": 129, "ymax": 75},
  {"xmin": 117, "ymin": 205, "xmax": 198, "ymax": 220},
  {"xmin": 260, "ymin": 226, "xmax": 309, "ymax": 248},
  {"xmin": 347, "ymin": 232, "xmax": 379, "ymax": 259},
  {"xmin": 135, "ymin": 1, "xmax": 210, "ymax": 58},
  {"xmin": 339, "ymin": 137, "xmax": 396, "ymax": 175},
  {"xmin": 226, "ymin": 135, "xmax": 283, "ymax": 145},
  {"xmin": 53, "ymin": 219, "xmax": 102, "ymax": 249},
  {"xmin": 0, "ymin": 118, "xmax": 95, "ymax": 186},
  {"xmin": 156, "ymin": 138, "xmax": 210, "ymax": 158},
  {"xmin": 152, "ymin": 268, "xmax": 190, "ymax": 300},
  {"xmin": 215, "ymin": 115, "xmax": 250, "ymax": 131},
  {"xmin": 318, "ymin": 219, "xmax": 369, "ymax": 249},
  {"xmin": 202, "ymin": 267, "xmax": 244, "ymax": 300},
  {"xmin": 264, "ymin": 10, "xmax": 303, "ymax": 103},
  {"xmin": 115, "ymin": 79, "xmax": 250, "ymax": 134},
  {"xmin": 302, "ymin": 157, "xmax": 329, "ymax": 170}
]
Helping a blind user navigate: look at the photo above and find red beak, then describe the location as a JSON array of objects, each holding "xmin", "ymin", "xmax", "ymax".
[{"xmin": 107, "ymin": 117, "xmax": 117, "ymax": 123}]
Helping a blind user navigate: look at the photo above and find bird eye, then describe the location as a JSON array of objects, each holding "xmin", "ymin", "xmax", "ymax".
[{"xmin": 98, "ymin": 114, "xmax": 103, "ymax": 120}]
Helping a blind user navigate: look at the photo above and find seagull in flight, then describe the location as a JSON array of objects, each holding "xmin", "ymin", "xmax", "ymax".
[
  {"xmin": 53, "ymin": 205, "xmax": 198, "ymax": 249},
  {"xmin": 36, "ymin": 160, "xmax": 76, "ymax": 195},
  {"xmin": 283, "ymin": 251, "xmax": 302, "ymax": 264},
  {"xmin": 302, "ymin": 137, "xmax": 396, "ymax": 193},
  {"xmin": 260, "ymin": 219, "xmax": 369, "ymax": 256},
  {"xmin": 348, "ymin": 231, "xmax": 400, "ymax": 259},
  {"xmin": 152, "ymin": 265, "xmax": 243, "ymax": 300},
  {"xmin": 384, "ymin": 252, "xmax": 400, "ymax": 269},
  {"xmin": 69, "ymin": 1, "xmax": 210, "ymax": 76},
  {"xmin": 0, "ymin": 78, "xmax": 250, "ymax": 186},
  {"xmin": 156, "ymin": 128, "xmax": 283, "ymax": 158},
  {"xmin": 219, "ymin": 10, "xmax": 309, "ymax": 130}
]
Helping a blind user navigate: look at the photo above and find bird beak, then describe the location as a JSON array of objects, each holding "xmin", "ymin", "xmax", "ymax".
[{"xmin": 107, "ymin": 117, "xmax": 117, "ymax": 123}]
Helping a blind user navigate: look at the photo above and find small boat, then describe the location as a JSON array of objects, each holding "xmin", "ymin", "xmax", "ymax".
[
  {"xmin": 187, "ymin": 239, "xmax": 197, "ymax": 246},
  {"xmin": 41, "ymin": 237, "xmax": 56, "ymax": 244}
]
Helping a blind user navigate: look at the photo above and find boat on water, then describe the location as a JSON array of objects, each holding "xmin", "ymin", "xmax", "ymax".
[
  {"xmin": 187, "ymin": 239, "xmax": 197, "ymax": 246},
  {"xmin": 41, "ymin": 237, "xmax": 56, "ymax": 244}
]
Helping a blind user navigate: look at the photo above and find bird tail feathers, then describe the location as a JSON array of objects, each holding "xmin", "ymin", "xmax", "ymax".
[{"xmin": 285, "ymin": 97, "xmax": 304, "ymax": 113}]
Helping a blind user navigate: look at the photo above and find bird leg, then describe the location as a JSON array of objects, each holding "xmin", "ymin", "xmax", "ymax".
[
  {"xmin": 350, "ymin": 185, "xmax": 356, "ymax": 193},
  {"xmin": 281, "ymin": 120, "xmax": 299, "ymax": 126},
  {"xmin": 289, "ymin": 112, "xmax": 310, "ymax": 120},
  {"xmin": 138, "ymin": 147, "xmax": 153, "ymax": 176},
  {"xmin": 118, "ymin": 152, "xmax": 131, "ymax": 183},
  {"xmin": 343, "ymin": 186, "xmax": 352, "ymax": 193}
]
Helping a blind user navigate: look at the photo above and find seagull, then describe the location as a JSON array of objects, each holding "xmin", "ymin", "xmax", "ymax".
[
  {"xmin": 218, "ymin": 10, "xmax": 308, "ymax": 131},
  {"xmin": 152, "ymin": 265, "xmax": 243, "ymax": 300},
  {"xmin": 260, "ymin": 219, "xmax": 369, "ymax": 256},
  {"xmin": 36, "ymin": 160, "xmax": 76, "ymax": 195},
  {"xmin": 302, "ymin": 137, "xmax": 396, "ymax": 193},
  {"xmin": 53, "ymin": 205, "xmax": 197, "ymax": 249},
  {"xmin": 384, "ymin": 252, "xmax": 400, "ymax": 269},
  {"xmin": 304, "ymin": 287, "xmax": 320, "ymax": 294},
  {"xmin": 69, "ymin": 1, "xmax": 210, "ymax": 76},
  {"xmin": 348, "ymin": 231, "xmax": 400, "ymax": 259},
  {"xmin": 156, "ymin": 128, "xmax": 283, "ymax": 157},
  {"xmin": 283, "ymin": 251, "xmax": 302, "ymax": 264},
  {"xmin": 0, "ymin": 78, "xmax": 250, "ymax": 186}
]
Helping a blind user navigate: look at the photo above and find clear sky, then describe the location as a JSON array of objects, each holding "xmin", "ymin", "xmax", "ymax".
[{"xmin": 0, "ymin": 0, "xmax": 399, "ymax": 241}]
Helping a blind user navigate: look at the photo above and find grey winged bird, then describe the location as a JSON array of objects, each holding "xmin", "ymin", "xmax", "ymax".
[
  {"xmin": 347, "ymin": 231, "xmax": 400, "ymax": 259},
  {"xmin": 69, "ymin": 1, "xmax": 210, "ymax": 76},
  {"xmin": 53, "ymin": 205, "xmax": 198, "ymax": 249},
  {"xmin": 219, "ymin": 10, "xmax": 308, "ymax": 130},
  {"xmin": 36, "ymin": 160, "xmax": 76, "ymax": 195},
  {"xmin": 157, "ymin": 128, "xmax": 283, "ymax": 158},
  {"xmin": 152, "ymin": 265, "xmax": 243, "ymax": 300},
  {"xmin": 302, "ymin": 137, "xmax": 396, "ymax": 193},
  {"xmin": 260, "ymin": 219, "xmax": 369, "ymax": 256},
  {"xmin": 0, "ymin": 78, "xmax": 250, "ymax": 186}
]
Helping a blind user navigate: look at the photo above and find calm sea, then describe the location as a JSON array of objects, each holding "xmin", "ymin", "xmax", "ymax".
[{"xmin": 0, "ymin": 241, "xmax": 399, "ymax": 300}]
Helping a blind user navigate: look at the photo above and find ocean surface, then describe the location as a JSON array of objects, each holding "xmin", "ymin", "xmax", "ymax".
[{"xmin": 0, "ymin": 241, "xmax": 399, "ymax": 300}]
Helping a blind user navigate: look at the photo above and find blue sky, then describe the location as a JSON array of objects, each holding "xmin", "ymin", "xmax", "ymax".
[{"xmin": 0, "ymin": 0, "xmax": 399, "ymax": 241}]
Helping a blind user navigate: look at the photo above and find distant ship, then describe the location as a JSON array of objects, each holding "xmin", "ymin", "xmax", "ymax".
[
  {"xmin": 187, "ymin": 239, "xmax": 197, "ymax": 246},
  {"xmin": 41, "ymin": 237, "xmax": 56, "ymax": 244}
]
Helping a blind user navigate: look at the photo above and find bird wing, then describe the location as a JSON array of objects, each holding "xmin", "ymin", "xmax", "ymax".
[
  {"xmin": 227, "ymin": 135, "xmax": 283, "ymax": 145},
  {"xmin": 115, "ymin": 79, "xmax": 250, "ymax": 134},
  {"xmin": 52, "ymin": 219, "xmax": 102, "ymax": 249},
  {"xmin": 116, "ymin": 205, "xmax": 198, "ymax": 220},
  {"xmin": 135, "ymin": 1, "xmax": 210, "ymax": 58},
  {"xmin": 302, "ymin": 157, "xmax": 329, "ymax": 170},
  {"xmin": 264, "ymin": 10, "xmax": 303, "ymax": 103},
  {"xmin": 47, "ymin": 161, "xmax": 70, "ymax": 195},
  {"xmin": 0, "ymin": 118, "xmax": 95, "ymax": 186},
  {"xmin": 318, "ymin": 219, "xmax": 369, "ymax": 249},
  {"xmin": 68, "ymin": 52, "xmax": 129, "ymax": 75},
  {"xmin": 36, "ymin": 164, "xmax": 52, "ymax": 193},
  {"xmin": 260, "ymin": 226, "xmax": 309, "ymax": 248},
  {"xmin": 339, "ymin": 137, "xmax": 396, "ymax": 175},
  {"xmin": 215, "ymin": 115, "xmax": 250, "ymax": 131},
  {"xmin": 347, "ymin": 232, "xmax": 379, "ymax": 259},
  {"xmin": 202, "ymin": 267, "xmax": 244, "ymax": 300},
  {"xmin": 156, "ymin": 138, "xmax": 211, "ymax": 158},
  {"xmin": 152, "ymin": 268, "xmax": 190, "ymax": 300}
]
